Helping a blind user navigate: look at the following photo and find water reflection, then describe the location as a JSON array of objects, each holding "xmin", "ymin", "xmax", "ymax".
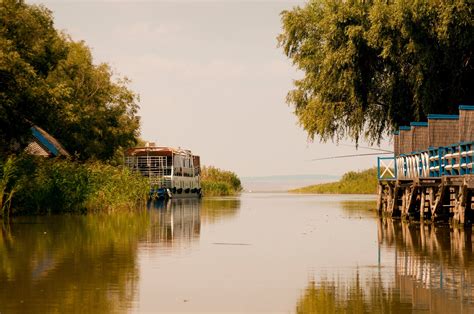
[
  {"xmin": 145, "ymin": 199, "xmax": 201, "ymax": 246},
  {"xmin": 200, "ymin": 197, "xmax": 240, "ymax": 224},
  {"xmin": 0, "ymin": 212, "xmax": 149, "ymax": 313},
  {"xmin": 379, "ymin": 219, "xmax": 474, "ymax": 312},
  {"xmin": 340, "ymin": 200, "xmax": 377, "ymax": 217},
  {"xmin": 296, "ymin": 274, "xmax": 412, "ymax": 313},
  {"xmin": 297, "ymin": 219, "xmax": 474, "ymax": 313},
  {"xmin": 0, "ymin": 198, "xmax": 242, "ymax": 313}
]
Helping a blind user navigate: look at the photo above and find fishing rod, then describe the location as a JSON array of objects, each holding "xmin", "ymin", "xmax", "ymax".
[
  {"xmin": 337, "ymin": 143, "xmax": 393, "ymax": 153},
  {"xmin": 308, "ymin": 152, "xmax": 393, "ymax": 162}
]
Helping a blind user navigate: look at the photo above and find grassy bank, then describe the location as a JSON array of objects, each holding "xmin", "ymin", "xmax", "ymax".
[
  {"xmin": 201, "ymin": 166, "xmax": 242, "ymax": 197},
  {"xmin": 1, "ymin": 156, "xmax": 149, "ymax": 218},
  {"xmin": 290, "ymin": 168, "xmax": 378, "ymax": 194}
]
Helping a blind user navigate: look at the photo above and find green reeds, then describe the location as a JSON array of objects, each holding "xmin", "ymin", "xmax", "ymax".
[
  {"xmin": 1, "ymin": 156, "xmax": 149, "ymax": 216},
  {"xmin": 0, "ymin": 157, "xmax": 17, "ymax": 218},
  {"xmin": 290, "ymin": 168, "xmax": 378, "ymax": 194},
  {"xmin": 200, "ymin": 166, "xmax": 242, "ymax": 197}
]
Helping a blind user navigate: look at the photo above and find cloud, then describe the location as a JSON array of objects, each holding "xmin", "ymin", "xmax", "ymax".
[
  {"xmin": 112, "ymin": 54, "xmax": 248, "ymax": 81},
  {"xmin": 113, "ymin": 21, "xmax": 183, "ymax": 41}
]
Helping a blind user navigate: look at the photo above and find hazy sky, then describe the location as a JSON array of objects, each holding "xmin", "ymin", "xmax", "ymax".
[{"xmin": 30, "ymin": 0, "xmax": 391, "ymax": 177}]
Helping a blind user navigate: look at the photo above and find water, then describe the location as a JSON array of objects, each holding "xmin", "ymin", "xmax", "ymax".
[
  {"xmin": 240, "ymin": 175, "xmax": 339, "ymax": 192},
  {"xmin": 1, "ymin": 193, "xmax": 473, "ymax": 313}
]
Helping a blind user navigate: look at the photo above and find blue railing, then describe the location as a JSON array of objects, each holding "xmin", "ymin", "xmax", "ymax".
[{"xmin": 378, "ymin": 141, "xmax": 474, "ymax": 180}]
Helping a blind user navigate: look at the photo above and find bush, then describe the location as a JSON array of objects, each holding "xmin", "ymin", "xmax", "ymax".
[
  {"xmin": 0, "ymin": 156, "xmax": 149, "ymax": 217},
  {"xmin": 201, "ymin": 166, "xmax": 242, "ymax": 197}
]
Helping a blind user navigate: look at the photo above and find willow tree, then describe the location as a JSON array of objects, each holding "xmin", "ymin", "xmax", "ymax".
[{"xmin": 278, "ymin": 0, "xmax": 473, "ymax": 144}]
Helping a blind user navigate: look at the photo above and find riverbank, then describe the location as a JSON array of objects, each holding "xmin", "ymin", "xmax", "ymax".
[
  {"xmin": 289, "ymin": 168, "xmax": 377, "ymax": 194},
  {"xmin": 1, "ymin": 156, "xmax": 149, "ymax": 218},
  {"xmin": 201, "ymin": 166, "xmax": 242, "ymax": 197}
]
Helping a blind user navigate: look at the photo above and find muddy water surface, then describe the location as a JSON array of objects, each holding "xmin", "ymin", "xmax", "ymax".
[{"xmin": 1, "ymin": 193, "xmax": 473, "ymax": 313}]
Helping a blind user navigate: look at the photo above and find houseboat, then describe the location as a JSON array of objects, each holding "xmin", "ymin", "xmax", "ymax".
[{"xmin": 125, "ymin": 143, "xmax": 201, "ymax": 199}]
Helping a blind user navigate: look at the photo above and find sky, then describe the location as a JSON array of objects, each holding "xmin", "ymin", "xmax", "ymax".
[{"xmin": 30, "ymin": 0, "xmax": 392, "ymax": 177}]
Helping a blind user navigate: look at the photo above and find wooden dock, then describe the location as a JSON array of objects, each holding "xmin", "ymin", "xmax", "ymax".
[
  {"xmin": 377, "ymin": 105, "xmax": 474, "ymax": 225},
  {"xmin": 377, "ymin": 176, "xmax": 474, "ymax": 224}
]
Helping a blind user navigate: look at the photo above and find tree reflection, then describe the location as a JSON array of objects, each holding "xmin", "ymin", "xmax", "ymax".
[
  {"xmin": 200, "ymin": 198, "xmax": 241, "ymax": 224},
  {"xmin": 0, "ymin": 212, "xmax": 150, "ymax": 313},
  {"xmin": 0, "ymin": 198, "xmax": 242, "ymax": 312},
  {"xmin": 339, "ymin": 200, "xmax": 377, "ymax": 218},
  {"xmin": 296, "ymin": 273, "xmax": 412, "ymax": 314},
  {"xmin": 296, "ymin": 220, "xmax": 474, "ymax": 313}
]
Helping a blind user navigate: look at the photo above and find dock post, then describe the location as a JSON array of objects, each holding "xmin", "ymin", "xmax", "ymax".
[{"xmin": 376, "ymin": 183, "xmax": 383, "ymax": 214}]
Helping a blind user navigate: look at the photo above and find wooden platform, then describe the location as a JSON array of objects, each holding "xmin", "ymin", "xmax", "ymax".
[{"xmin": 377, "ymin": 175, "xmax": 474, "ymax": 225}]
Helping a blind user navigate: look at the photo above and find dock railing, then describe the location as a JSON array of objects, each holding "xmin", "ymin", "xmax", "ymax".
[
  {"xmin": 377, "ymin": 156, "xmax": 397, "ymax": 180},
  {"xmin": 378, "ymin": 141, "xmax": 474, "ymax": 180}
]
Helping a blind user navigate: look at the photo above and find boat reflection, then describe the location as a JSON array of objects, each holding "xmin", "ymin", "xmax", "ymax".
[
  {"xmin": 145, "ymin": 198, "xmax": 201, "ymax": 246},
  {"xmin": 143, "ymin": 197, "xmax": 241, "ymax": 248}
]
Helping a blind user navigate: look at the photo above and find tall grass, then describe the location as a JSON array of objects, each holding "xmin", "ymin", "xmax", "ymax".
[
  {"xmin": 0, "ymin": 156, "xmax": 149, "ymax": 217},
  {"xmin": 0, "ymin": 157, "xmax": 17, "ymax": 217},
  {"xmin": 290, "ymin": 168, "xmax": 378, "ymax": 194},
  {"xmin": 201, "ymin": 166, "xmax": 242, "ymax": 197}
]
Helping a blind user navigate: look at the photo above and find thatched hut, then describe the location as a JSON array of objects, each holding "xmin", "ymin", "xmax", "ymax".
[
  {"xmin": 428, "ymin": 115, "xmax": 459, "ymax": 147},
  {"xmin": 399, "ymin": 126, "xmax": 412, "ymax": 155},
  {"xmin": 410, "ymin": 122, "xmax": 429, "ymax": 152},
  {"xmin": 24, "ymin": 126, "xmax": 70, "ymax": 157},
  {"xmin": 459, "ymin": 105, "xmax": 474, "ymax": 142}
]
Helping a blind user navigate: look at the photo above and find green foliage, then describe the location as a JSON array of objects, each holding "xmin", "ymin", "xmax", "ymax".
[
  {"xmin": 290, "ymin": 168, "xmax": 378, "ymax": 194},
  {"xmin": 0, "ymin": 157, "xmax": 17, "ymax": 217},
  {"xmin": 0, "ymin": 0, "xmax": 140, "ymax": 161},
  {"xmin": 201, "ymin": 166, "xmax": 242, "ymax": 197},
  {"xmin": 0, "ymin": 156, "xmax": 149, "ymax": 217},
  {"xmin": 45, "ymin": 41, "xmax": 140, "ymax": 161},
  {"xmin": 278, "ymin": 0, "xmax": 473, "ymax": 144}
]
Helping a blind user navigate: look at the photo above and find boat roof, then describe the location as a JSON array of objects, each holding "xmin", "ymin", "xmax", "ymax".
[{"xmin": 125, "ymin": 146, "xmax": 197, "ymax": 157}]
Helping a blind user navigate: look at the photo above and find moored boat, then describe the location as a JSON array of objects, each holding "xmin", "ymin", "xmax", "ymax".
[{"xmin": 125, "ymin": 143, "xmax": 201, "ymax": 199}]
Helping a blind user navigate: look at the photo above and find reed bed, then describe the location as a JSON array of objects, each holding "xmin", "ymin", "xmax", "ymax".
[
  {"xmin": 200, "ymin": 166, "xmax": 242, "ymax": 197},
  {"xmin": 0, "ymin": 156, "xmax": 149, "ymax": 217},
  {"xmin": 290, "ymin": 168, "xmax": 378, "ymax": 194}
]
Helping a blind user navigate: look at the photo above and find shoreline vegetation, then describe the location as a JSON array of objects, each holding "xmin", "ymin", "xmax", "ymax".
[
  {"xmin": 201, "ymin": 166, "xmax": 242, "ymax": 197},
  {"xmin": 1, "ymin": 156, "xmax": 149, "ymax": 218},
  {"xmin": 0, "ymin": 1, "xmax": 243, "ymax": 218},
  {"xmin": 289, "ymin": 168, "xmax": 378, "ymax": 195}
]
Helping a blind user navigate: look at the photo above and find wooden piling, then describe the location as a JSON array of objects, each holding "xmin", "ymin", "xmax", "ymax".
[{"xmin": 377, "ymin": 177, "xmax": 473, "ymax": 226}]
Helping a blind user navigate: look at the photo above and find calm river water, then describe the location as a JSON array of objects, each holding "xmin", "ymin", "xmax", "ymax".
[{"xmin": 1, "ymin": 193, "xmax": 473, "ymax": 313}]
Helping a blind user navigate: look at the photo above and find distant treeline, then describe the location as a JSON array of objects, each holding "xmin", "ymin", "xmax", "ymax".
[
  {"xmin": 290, "ymin": 168, "xmax": 378, "ymax": 195},
  {"xmin": 201, "ymin": 166, "xmax": 242, "ymax": 197}
]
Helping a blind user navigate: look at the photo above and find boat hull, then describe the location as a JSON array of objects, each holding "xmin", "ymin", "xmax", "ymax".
[{"xmin": 150, "ymin": 187, "xmax": 202, "ymax": 200}]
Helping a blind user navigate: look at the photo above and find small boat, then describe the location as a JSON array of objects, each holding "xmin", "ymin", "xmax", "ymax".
[{"xmin": 125, "ymin": 143, "xmax": 201, "ymax": 199}]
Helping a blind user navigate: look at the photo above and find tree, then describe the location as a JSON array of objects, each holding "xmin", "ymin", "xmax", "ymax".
[
  {"xmin": 0, "ymin": 0, "xmax": 140, "ymax": 161},
  {"xmin": 278, "ymin": 0, "xmax": 473, "ymax": 144},
  {"xmin": 0, "ymin": 0, "xmax": 68, "ymax": 153},
  {"xmin": 46, "ymin": 41, "xmax": 140, "ymax": 161}
]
